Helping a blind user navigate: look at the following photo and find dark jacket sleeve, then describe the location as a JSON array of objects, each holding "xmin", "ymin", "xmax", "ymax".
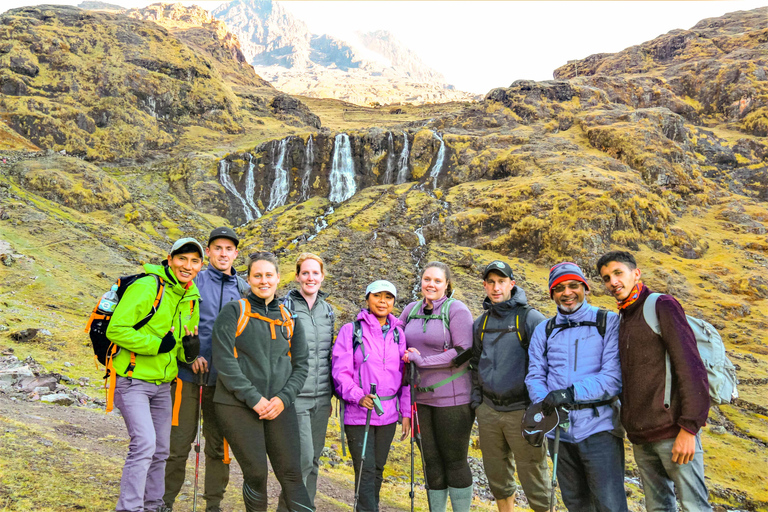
[
  {"xmin": 657, "ymin": 296, "xmax": 710, "ymax": 434},
  {"xmin": 276, "ymin": 317, "xmax": 308, "ymax": 407},
  {"xmin": 470, "ymin": 314, "xmax": 484, "ymax": 409},
  {"xmin": 212, "ymin": 301, "xmax": 264, "ymax": 409}
]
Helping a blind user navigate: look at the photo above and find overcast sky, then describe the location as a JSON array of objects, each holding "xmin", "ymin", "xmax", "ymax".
[{"xmin": 3, "ymin": 0, "xmax": 766, "ymax": 93}]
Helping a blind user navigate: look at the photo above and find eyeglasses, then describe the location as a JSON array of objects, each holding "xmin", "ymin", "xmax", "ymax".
[{"xmin": 552, "ymin": 282, "xmax": 584, "ymax": 294}]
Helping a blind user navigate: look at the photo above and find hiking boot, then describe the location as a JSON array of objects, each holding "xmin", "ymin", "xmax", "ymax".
[{"xmin": 205, "ymin": 507, "xmax": 222, "ymax": 512}]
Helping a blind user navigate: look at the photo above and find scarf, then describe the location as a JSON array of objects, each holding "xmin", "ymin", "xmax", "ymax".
[{"xmin": 617, "ymin": 282, "xmax": 644, "ymax": 310}]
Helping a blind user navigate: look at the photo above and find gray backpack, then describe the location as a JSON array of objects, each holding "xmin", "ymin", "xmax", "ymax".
[{"xmin": 643, "ymin": 293, "xmax": 738, "ymax": 406}]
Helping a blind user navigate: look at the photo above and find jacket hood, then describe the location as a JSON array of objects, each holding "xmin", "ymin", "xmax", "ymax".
[
  {"xmin": 356, "ymin": 308, "xmax": 403, "ymax": 331},
  {"xmin": 144, "ymin": 263, "xmax": 200, "ymax": 299},
  {"xmin": 205, "ymin": 262, "xmax": 238, "ymax": 279},
  {"xmin": 482, "ymin": 285, "xmax": 529, "ymax": 315}
]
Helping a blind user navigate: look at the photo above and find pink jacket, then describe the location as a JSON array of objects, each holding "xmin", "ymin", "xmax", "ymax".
[{"xmin": 332, "ymin": 309, "xmax": 411, "ymax": 426}]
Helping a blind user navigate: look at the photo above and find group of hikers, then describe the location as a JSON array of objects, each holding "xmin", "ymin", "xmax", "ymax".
[{"xmin": 101, "ymin": 226, "xmax": 713, "ymax": 512}]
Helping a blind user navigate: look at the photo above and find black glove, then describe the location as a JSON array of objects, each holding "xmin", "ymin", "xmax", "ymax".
[
  {"xmin": 182, "ymin": 333, "xmax": 200, "ymax": 363},
  {"xmin": 158, "ymin": 331, "xmax": 176, "ymax": 354},
  {"xmin": 542, "ymin": 386, "xmax": 575, "ymax": 415}
]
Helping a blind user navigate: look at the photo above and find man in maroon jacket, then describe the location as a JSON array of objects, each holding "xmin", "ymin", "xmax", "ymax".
[{"xmin": 597, "ymin": 251, "xmax": 712, "ymax": 512}]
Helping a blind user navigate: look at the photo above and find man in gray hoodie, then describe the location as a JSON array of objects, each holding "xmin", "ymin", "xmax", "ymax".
[
  {"xmin": 162, "ymin": 227, "xmax": 247, "ymax": 512},
  {"xmin": 471, "ymin": 260, "xmax": 550, "ymax": 512}
]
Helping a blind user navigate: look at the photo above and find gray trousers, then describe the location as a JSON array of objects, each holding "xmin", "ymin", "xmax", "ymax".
[
  {"xmin": 277, "ymin": 394, "xmax": 333, "ymax": 511},
  {"xmin": 633, "ymin": 434, "xmax": 712, "ymax": 512},
  {"xmin": 114, "ymin": 376, "xmax": 172, "ymax": 512}
]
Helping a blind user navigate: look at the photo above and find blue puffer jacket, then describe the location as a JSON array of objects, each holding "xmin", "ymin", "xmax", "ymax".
[
  {"xmin": 178, "ymin": 264, "xmax": 246, "ymax": 386},
  {"xmin": 526, "ymin": 303, "xmax": 622, "ymax": 444}
]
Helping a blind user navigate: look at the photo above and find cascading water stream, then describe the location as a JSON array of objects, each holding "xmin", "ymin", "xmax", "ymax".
[
  {"xmin": 301, "ymin": 135, "xmax": 314, "ymax": 201},
  {"xmin": 384, "ymin": 132, "xmax": 396, "ymax": 184},
  {"xmin": 307, "ymin": 206, "xmax": 334, "ymax": 241},
  {"xmin": 267, "ymin": 138, "xmax": 290, "ymax": 211},
  {"xmin": 428, "ymin": 132, "xmax": 445, "ymax": 189},
  {"xmin": 395, "ymin": 132, "xmax": 410, "ymax": 185},
  {"xmin": 243, "ymin": 154, "xmax": 262, "ymax": 219},
  {"xmin": 328, "ymin": 134, "xmax": 356, "ymax": 203},
  {"xmin": 410, "ymin": 226, "xmax": 427, "ymax": 301},
  {"xmin": 219, "ymin": 160, "xmax": 254, "ymax": 224}
]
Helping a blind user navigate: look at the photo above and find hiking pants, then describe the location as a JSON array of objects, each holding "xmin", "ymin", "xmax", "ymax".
[
  {"xmin": 345, "ymin": 422, "xmax": 398, "ymax": 512},
  {"xmin": 414, "ymin": 402, "xmax": 474, "ymax": 490},
  {"xmin": 476, "ymin": 403, "xmax": 550, "ymax": 512},
  {"xmin": 163, "ymin": 379, "xmax": 229, "ymax": 509},
  {"xmin": 548, "ymin": 431, "xmax": 629, "ymax": 512},
  {"xmin": 277, "ymin": 393, "xmax": 333, "ymax": 511},
  {"xmin": 216, "ymin": 402, "xmax": 313, "ymax": 512},
  {"xmin": 113, "ymin": 376, "xmax": 172, "ymax": 512},
  {"xmin": 633, "ymin": 434, "xmax": 712, "ymax": 512}
]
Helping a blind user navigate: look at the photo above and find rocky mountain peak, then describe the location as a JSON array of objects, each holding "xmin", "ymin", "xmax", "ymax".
[{"xmin": 212, "ymin": 0, "xmax": 479, "ymax": 105}]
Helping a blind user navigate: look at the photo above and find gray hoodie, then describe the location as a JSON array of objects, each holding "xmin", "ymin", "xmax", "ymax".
[{"xmin": 470, "ymin": 286, "xmax": 546, "ymax": 412}]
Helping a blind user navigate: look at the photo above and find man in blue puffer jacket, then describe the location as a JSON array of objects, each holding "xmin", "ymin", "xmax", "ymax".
[{"xmin": 526, "ymin": 262, "xmax": 628, "ymax": 512}]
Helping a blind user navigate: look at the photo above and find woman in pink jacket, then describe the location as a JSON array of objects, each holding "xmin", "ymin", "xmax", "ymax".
[{"xmin": 332, "ymin": 280, "xmax": 411, "ymax": 512}]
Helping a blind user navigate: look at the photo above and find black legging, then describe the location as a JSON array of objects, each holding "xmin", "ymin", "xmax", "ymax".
[
  {"xmin": 413, "ymin": 403, "xmax": 474, "ymax": 490},
  {"xmin": 216, "ymin": 402, "xmax": 313, "ymax": 512},
  {"xmin": 345, "ymin": 422, "xmax": 398, "ymax": 512}
]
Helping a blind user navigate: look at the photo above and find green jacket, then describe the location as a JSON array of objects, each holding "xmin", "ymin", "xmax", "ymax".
[
  {"xmin": 106, "ymin": 263, "xmax": 200, "ymax": 384},
  {"xmin": 212, "ymin": 293, "xmax": 308, "ymax": 410}
]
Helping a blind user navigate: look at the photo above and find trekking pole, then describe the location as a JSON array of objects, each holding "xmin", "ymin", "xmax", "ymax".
[
  {"xmin": 549, "ymin": 424, "xmax": 561, "ymax": 512},
  {"xmin": 354, "ymin": 383, "xmax": 376, "ymax": 511},
  {"xmin": 409, "ymin": 363, "xmax": 416, "ymax": 512},
  {"xmin": 192, "ymin": 370, "xmax": 206, "ymax": 512},
  {"xmin": 412, "ymin": 399, "xmax": 431, "ymax": 511}
]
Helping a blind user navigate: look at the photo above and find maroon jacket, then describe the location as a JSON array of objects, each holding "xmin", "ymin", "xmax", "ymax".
[{"xmin": 617, "ymin": 286, "xmax": 709, "ymax": 444}]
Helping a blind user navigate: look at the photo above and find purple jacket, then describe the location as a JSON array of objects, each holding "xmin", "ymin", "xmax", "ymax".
[
  {"xmin": 399, "ymin": 296, "xmax": 473, "ymax": 406},
  {"xmin": 332, "ymin": 309, "xmax": 411, "ymax": 426}
]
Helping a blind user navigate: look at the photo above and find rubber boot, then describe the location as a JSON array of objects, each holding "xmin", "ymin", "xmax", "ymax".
[
  {"xmin": 427, "ymin": 488, "xmax": 448, "ymax": 512},
  {"xmin": 448, "ymin": 485, "xmax": 473, "ymax": 512}
]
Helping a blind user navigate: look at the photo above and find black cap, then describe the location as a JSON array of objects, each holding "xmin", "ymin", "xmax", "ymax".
[
  {"xmin": 521, "ymin": 401, "xmax": 570, "ymax": 448},
  {"xmin": 208, "ymin": 226, "xmax": 239, "ymax": 247},
  {"xmin": 482, "ymin": 260, "xmax": 514, "ymax": 280}
]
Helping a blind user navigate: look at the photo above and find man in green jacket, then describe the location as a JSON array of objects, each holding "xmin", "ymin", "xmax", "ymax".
[{"xmin": 107, "ymin": 237, "xmax": 203, "ymax": 512}]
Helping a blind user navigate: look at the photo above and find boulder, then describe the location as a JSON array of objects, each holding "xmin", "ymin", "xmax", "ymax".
[{"xmin": 40, "ymin": 393, "xmax": 75, "ymax": 406}]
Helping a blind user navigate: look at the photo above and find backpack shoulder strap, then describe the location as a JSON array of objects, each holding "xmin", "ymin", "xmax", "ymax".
[
  {"xmin": 236, "ymin": 275, "xmax": 249, "ymax": 298},
  {"xmin": 596, "ymin": 308, "xmax": 608, "ymax": 338},
  {"xmin": 516, "ymin": 305, "xmax": 532, "ymax": 349},
  {"xmin": 642, "ymin": 293, "xmax": 662, "ymax": 336},
  {"xmin": 405, "ymin": 300, "xmax": 423, "ymax": 325},
  {"xmin": 439, "ymin": 297, "xmax": 455, "ymax": 331},
  {"xmin": 132, "ymin": 275, "xmax": 165, "ymax": 330},
  {"xmin": 235, "ymin": 298, "xmax": 250, "ymax": 337},
  {"xmin": 544, "ymin": 316, "xmax": 557, "ymax": 340}
]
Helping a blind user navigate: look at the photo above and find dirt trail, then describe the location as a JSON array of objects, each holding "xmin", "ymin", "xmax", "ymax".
[{"xmin": 0, "ymin": 394, "xmax": 385, "ymax": 512}]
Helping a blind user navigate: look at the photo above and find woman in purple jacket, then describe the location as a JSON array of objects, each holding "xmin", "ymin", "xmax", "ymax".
[
  {"xmin": 332, "ymin": 280, "xmax": 411, "ymax": 512},
  {"xmin": 400, "ymin": 261, "xmax": 475, "ymax": 512}
]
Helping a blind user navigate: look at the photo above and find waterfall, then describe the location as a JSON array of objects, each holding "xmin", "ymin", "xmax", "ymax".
[
  {"xmin": 308, "ymin": 206, "xmax": 334, "ymax": 241},
  {"xmin": 244, "ymin": 154, "xmax": 262, "ymax": 219},
  {"xmin": 429, "ymin": 132, "xmax": 445, "ymax": 189},
  {"xmin": 267, "ymin": 138, "xmax": 290, "ymax": 211},
  {"xmin": 328, "ymin": 134, "xmax": 356, "ymax": 203},
  {"xmin": 395, "ymin": 132, "xmax": 410, "ymax": 185},
  {"xmin": 301, "ymin": 135, "xmax": 314, "ymax": 201},
  {"xmin": 384, "ymin": 132, "xmax": 395, "ymax": 184},
  {"xmin": 219, "ymin": 160, "xmax": 254, "ymax": 223},
  {"xmin": 414, "ymin": 227, "xmax": 425, "ymax": 246}
]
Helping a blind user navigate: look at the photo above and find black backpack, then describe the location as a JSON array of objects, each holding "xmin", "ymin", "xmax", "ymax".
[{"xmin": 85, "ymin": 273, "xmax": 165, "ymax": 366}]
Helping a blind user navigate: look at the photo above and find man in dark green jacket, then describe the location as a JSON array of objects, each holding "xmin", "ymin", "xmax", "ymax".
[{"xmin": 108, "ymin": 237, "xmax": 203, "ymax": 512}]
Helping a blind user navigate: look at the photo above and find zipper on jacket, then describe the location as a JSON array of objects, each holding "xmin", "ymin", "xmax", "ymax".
[
  {"xmin": 164, "ymin": 289, "xmax": 187, "ymax": 381},
  {"xmin": 218, "ymin": 278, "xmax": 225, "ymax": 312},
  {"xmin": 574, "ymin": 338, "xmax": 579, "ymax": 372}
]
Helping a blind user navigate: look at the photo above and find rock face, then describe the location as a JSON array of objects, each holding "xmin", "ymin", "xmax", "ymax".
[
  {"xmin": 553, "ymin": 6, "xmax": 768, "ymax": 137},
  {"xmin": 212, "ymin": 0, "xmax": 480, "ymax": 105},
  {"xmin": 0, "ymin": 5, "xmax": 315, "ymax": 160}
]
